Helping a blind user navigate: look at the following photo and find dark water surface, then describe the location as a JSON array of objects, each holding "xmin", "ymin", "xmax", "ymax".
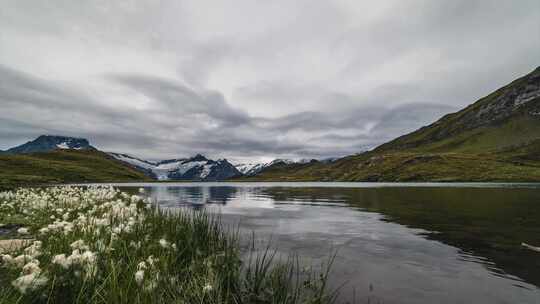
[{"xmin": 102, "ymin": 182, "xmax": 540, "ymax": 303}]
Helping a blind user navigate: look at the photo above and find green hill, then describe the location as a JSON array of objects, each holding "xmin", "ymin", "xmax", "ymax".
[
  {"xmin": 241, "ymin": 67, "xmax": 540, "ymax": 182},
  {"xmin": 0, "ymin": 149, "xmax": 153, "ymax": 190}
]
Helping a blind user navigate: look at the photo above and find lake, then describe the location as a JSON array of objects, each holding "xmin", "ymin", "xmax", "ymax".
[{"xmin": 95, "ymin": 182, "xmax": 540, "ymax": 303}]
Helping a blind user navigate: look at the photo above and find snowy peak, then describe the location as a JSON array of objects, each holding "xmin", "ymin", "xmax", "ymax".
[
  {"xmin": 109, "ymin": 153, "xmax": 241, "ymax": 181},
  {"xmin": 235, "ymin": 163, "xmax": 267, "ymax": 176},
  {"xmin": 234, "ymin": 158, "xmax": 307, "ymax": 176},
  {"xmin": 6, "ymin": 135, "xmax": 96, "ymax": 154}
]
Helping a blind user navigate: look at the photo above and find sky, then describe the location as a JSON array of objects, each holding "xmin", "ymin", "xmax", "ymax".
[{"xmin": 0, "ymin": 0, "xmax": 539, "ymax": 163}]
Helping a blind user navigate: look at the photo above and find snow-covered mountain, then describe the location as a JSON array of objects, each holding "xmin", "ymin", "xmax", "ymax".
[
  {"xmin": 234, "ymin": 159, "xmax": 304, "ymax": 176},
  {"xmin": 5, "ymin": 135, "xmax": 96, "ymax": 154},
  {"xmin": 109, "ymin": 153, "xmax": 242, "ymax": 181},
  {"xmin": 234, "ymin": 163, "xmax": 268, "ymax": 176},
  {"xmin": 107, "ymin": 152, "xmax": 158, "ymax": 178}
]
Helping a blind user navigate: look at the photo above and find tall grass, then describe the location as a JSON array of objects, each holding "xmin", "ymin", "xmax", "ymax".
[{"xmin": 0, "ymin": 187, "xmax": 338, "ymax": 303}]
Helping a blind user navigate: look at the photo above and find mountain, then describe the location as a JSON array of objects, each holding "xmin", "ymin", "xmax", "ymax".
[
  {"xmin": 235, "ymin": 163, "xmax": 268, "ymax": 176},
  {"xmin": 0, "ymin": 149, "xmax": 152, "ymax": 190},
  {"xmin": 235, "ymin": 159, "xmax": 304, "ymax": 176},
  {"xmin": 5, "ymin": 135, "xmax": 96, "ymax": 154},
  {"xmin": 109, "ymin": 153, "xmax": 242, "ymax": 181},
  {"xmin": 107, "ymin": 152, "xmax": 158, "ymax": 178},
  {"xmin": 241, "ymin": 67, "xmax": 540, "ymax": 182},
  {"xmin": 374, "ymin": 66, "xmax": 540, "ymax": 154}
]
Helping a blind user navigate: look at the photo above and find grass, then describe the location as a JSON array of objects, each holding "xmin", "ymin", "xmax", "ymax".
[
  {"xmin": 0, "ymin": 150, "xmax": 153, "ymax": 190},
  {"xmin": 238, "ymin": 149, "xmax": 540, "ymax": 182},
  {"xmin": 0, "ymin": 187, "xmax": 338, "ymax": 304}
]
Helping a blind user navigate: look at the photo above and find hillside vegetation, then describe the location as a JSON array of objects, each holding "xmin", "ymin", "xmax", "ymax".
[
  {"xmin": 241, "ymin": 67, "xmax": 540, "ymax": 182},
  {"xmin": 0, "ymin": 150, "xmax": 152, "ymax": 190}
]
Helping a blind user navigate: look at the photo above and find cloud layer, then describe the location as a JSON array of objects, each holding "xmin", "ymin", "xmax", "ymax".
[{"xmin": 1, "ymin": 0, "xmax": 539, "ymax": 162}]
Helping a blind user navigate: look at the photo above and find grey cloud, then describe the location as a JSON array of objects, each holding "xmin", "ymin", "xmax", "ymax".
[
  {"xmin": 0, "ymin": 0, "xmax": 538, "ymax": 162},
  {"xmin": 109, "ymin": 74, "xmax": 251, "ymax": 127}
]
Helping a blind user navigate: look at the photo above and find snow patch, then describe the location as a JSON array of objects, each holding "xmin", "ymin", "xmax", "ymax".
[{"xmin": 56, "ymin": 142, "xmax": 70, "ymax": 149}]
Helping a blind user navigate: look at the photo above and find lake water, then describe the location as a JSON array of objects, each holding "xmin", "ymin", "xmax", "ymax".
[{"xmin": 98, "ymin": 182, "xmax": 540, "ymax": 303}]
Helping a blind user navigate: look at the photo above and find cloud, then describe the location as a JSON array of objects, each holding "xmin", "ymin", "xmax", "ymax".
[{"xmin": 0, "ymin": 0, "xmax": 538, "ymax": 161}]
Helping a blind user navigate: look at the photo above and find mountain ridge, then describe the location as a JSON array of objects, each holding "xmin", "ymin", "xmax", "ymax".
[
  {"xmin": 108, "ymin": 152, "xmax": 242, "ymax": 181},
  {"xmin": 5, "ymin": 135, "xmax": 96, "ymax": 154}
]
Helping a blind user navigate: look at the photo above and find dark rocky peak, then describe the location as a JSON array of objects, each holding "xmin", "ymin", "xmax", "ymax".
[
  {"xmin": 6, "ymin": 135, "xmax": 96, "ymax": 154},
  {"xmin": 189, "ymin": 154, "xmax": 209, "ymax": 162}
]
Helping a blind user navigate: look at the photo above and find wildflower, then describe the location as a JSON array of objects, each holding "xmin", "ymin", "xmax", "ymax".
[
  {"xmin": 138, "ymin": 188, "xmax": 145, "ymax": 194},
  {"xmin": 159, "ymin": 239, "xmax": 170, "ymax": 249},
  {"xmin": 38, "ymin": 227, "xmax": 49, "ymax": 234},
  {"xmin": 1, "ymin": 254, "xmax": 14, "ymax": 265},
  {"xmin": 23, "ymin": 242, "xmax": 42, "ymax": 258},
  {"xmin": 135, "ymin": 270, "xmax": 145, "ymax": 285},
  {"xmin": 22, "ymin": 260, "xmax": 41, "ymax": 274},
  {"xmin": 137, "ymin": 261, "xmax": 147, "ymax": 270},
  {"xmin": 131, "ymin": 195, "xmax": 141, "ymax": 204},
  {"xmin": 11, "ymin": 272, "xmax": 48, "ymax": 294},
  {"xmin": 12, "ymin": 255, "xmax": 33, "ymax": 268},
  {"xmin": 203, "ymin": 283, "xmax": 213, "ymax": 292},
  {"xmin": 17, "ymin": 227, "xmax": 29, "ymax": 235},
  {"xmin": 70, "ymin": 239, "xmax": 89, "ymax": 251},
  {"xmin": 146, "ymin": 255, "xmax": 157, "ymax": 266},
  {"xmin": 52, "ymin": 254, "xmax": 71, "ymax": 269}
]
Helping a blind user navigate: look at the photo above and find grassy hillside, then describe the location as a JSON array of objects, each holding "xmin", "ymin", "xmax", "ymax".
[
  {"xmin": 240, "ymin": 67, "xmax": 540, "ymax": 182},
  {"xmin": 0, "ymin": 150, "xmax": 153, "ymax": 190},
  {"xmin": 375, "ymin": 67, "xmax": 540, "ymax": 154}
]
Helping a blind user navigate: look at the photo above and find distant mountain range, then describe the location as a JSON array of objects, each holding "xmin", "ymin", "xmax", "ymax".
[
  {"xmin": 1, "ymin": 135, "xmax": 316, "ymax": 181},
  {"xmin": 108, "ymin": 153, "xmax": 242, "ymax": 181}
]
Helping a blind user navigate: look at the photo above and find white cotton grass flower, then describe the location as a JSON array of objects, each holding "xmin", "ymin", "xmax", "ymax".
[
  {"xmin": 135, "ymin": 270, "xmax": 145, "ymax": 285},
  {"xmin": 1, "ymin": 254, "xmax": 14, "ymax": 266},
  {"xmin": 70, "ymin": 239, "xmax": 89, "ymax": 251},
  {"xmin": 17, "ymin": 227, "xmax": 29, "ymax": 235},
  {"xmin": 22, "ymin": 260, "xmax": 41, "ymax": 274},
  {"xmin": 138, "ymin": 188, "xmax": 145, "ymax": 194},
  {"xmin": 52, "ymin": 254, "xmax": 71, "ymax": 269},
  {"xmin": 159, "ymin": 239, "xmax": 170, "ymax": 249},
  {"xmin": 137, "ymin": 261, "xmax": 147, "ymax": 270},
  {"xmin": 23, "ymin": 241, "xmax": 42, "ymax": 258},
  {"xmin": 10, "ymin": 255, "xmax": 34, "ymax": 268},
  {"xmin": 131, "ymin": 195, "xmax": 141, "ymax": 204},
  {"xmin": 203, "ymin": 283, "xmax": 213, "ymax": 293},
  {"xmin": 11, "ymin": 272, "xmax": 48, "ymax": 294}
]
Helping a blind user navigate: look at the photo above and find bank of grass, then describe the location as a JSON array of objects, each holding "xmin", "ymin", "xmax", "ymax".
[
  {"xmin": 0, "ymin": 187, "xmax": 337, "ymax": 303},
  {"xmin": 0, "ymin": 150, "xmax": 153, "ymax": 191}
]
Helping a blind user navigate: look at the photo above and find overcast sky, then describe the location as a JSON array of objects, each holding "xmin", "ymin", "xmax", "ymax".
[{"xmin": 1, "ymin": 0, "xmax": 539, "ymax": 163}]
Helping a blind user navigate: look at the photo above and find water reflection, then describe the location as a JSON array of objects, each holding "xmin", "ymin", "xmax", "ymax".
[{"xmin": 118, "ymin": 183, "xmax": 540, "ymax": 304}]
